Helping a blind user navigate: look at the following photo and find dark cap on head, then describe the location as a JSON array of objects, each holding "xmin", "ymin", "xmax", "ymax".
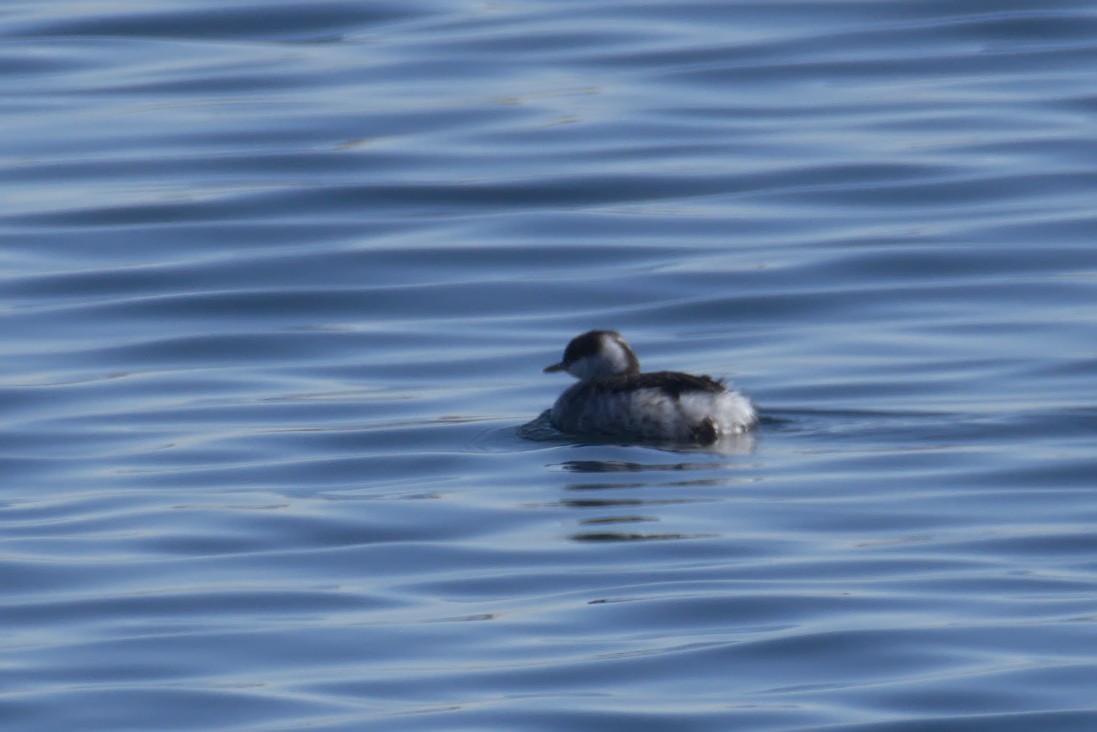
[{"xmin": 544, "ymin": 330, "xmax": 637, "ymax": 374}]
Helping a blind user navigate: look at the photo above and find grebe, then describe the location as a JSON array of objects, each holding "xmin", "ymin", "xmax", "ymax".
[{"xmin": 544, "ymin": 330, "xmax": 757, "ymax": 444}]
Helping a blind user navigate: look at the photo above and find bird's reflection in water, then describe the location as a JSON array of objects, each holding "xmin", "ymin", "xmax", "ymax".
[{"xmin": 554, "ymin": 453, "xmax": 758, "ymax": 543}]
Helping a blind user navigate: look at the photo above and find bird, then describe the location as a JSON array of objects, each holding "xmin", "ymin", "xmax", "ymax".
[{"xmin": 543, "ymin": 330, "xmax": 756, "ymax": 444}]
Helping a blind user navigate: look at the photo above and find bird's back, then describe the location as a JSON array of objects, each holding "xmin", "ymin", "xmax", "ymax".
[{"xmin": 551, "ymin": 371, "xmax": 754, "ymax": 443}]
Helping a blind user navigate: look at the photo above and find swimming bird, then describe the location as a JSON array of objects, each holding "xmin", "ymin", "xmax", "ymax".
[{"xmin": 544, "ymin": 330, "xmax": 756, "ymax": 444}]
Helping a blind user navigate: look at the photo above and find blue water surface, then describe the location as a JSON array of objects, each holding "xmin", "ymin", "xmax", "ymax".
[{"xmin": 3, "ymin": 1, "xmax": 1097, "ymax": 730}]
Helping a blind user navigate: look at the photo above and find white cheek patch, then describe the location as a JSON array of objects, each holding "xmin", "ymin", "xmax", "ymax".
[
  {"xmin": 567, "ymin": 356, "xmax": 600, "ymax": 380},
  {"xmin": 601, "ymin": 338, "xmax": 632, "ymax": 374}
]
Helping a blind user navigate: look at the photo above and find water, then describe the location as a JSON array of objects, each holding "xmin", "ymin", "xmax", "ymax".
[{"xmin": 3, "ymin": 1, "xmax": 1097, "ymax": 729}]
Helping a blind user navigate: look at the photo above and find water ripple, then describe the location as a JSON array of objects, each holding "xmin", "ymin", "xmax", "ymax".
[{"xmin": 3, "ymin": 1, "xmax": 1097, "ymax": 730}]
